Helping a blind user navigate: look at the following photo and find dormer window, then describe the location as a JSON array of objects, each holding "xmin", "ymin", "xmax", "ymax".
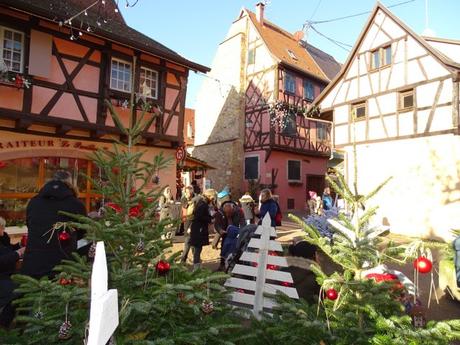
[{"xmin": 287, "ymin": 49, "xmax": 298, "ymax": 60}]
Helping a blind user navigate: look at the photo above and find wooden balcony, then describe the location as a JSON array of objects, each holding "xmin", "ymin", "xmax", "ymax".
[{"xmin": 244, "ymin": 105, "xmax": 331, "ymax": 157}]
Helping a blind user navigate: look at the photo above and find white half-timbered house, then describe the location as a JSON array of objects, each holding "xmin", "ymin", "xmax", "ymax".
[{"xmin": 316, "ymin": 3, "xmax": 460, "ymax": 240}]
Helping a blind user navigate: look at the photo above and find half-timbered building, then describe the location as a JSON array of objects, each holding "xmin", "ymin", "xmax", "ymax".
[
  {"xmin": 316, "ymin": 3, "xmax": 460, "ymax": 239},
  {"xmin": 0, "ymin": 0, "xmax": 208, "ymax": 223},
  {"xmin": 194, "ymin": 2, "xmax": 340, "ymax": 211}
]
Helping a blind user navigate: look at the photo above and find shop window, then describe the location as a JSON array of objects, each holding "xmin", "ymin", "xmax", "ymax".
[
  {"xmin": 110, "ymin": 58, "xmax": 132, "ymax": 92},
  {"xmin": 284, "ymin": 72, "xmax": 296, "ymax": 94},
  {"xmin": 303, "ymin": 80, "xmax": 314, "ymax": 101},
  {"xmin": 0, "ymin": 157, "xmax": 100, "ymax": 224},
  {"xmin": 287, "ymin": 160, "xmax": 301, "ymax": 182},
  {"xmin": 1, "ymin": 26, "xmax": 24, "ymax": 73},
  {"xmin": 139, "ymin": 66, "xmax": 158, "ymax": 99},
  {"xmin": 244, "ymin": 156, "xmax": 259, "ymax": 180}
]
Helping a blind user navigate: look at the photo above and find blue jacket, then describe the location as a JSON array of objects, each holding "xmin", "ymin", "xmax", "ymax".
[
  {"xmin": 221, "ymin": 225, "xmax": 240, "ymax": 259},
  {"xmin": 323, "ymin": 195, "xmax": 333, "ymax": 211},
  {"xmin": 259, "ymin": 199, "xmax": 278, "ymax": 227}
]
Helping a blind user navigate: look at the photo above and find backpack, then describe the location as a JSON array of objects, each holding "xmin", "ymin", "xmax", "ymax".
[{"xmin": 274, "ymin": 202, "xmax": 282, "ymax": 226}]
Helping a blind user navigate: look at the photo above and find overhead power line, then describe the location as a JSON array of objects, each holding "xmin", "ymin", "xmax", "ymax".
[{"xmin": 309, "ymin": 0, "xmax": 416, "ymax": 25}]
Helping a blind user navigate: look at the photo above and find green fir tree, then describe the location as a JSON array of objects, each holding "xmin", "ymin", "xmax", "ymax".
[{"xmin": 5, "ymin": 101, "xmax": 243, "ymax": 344}]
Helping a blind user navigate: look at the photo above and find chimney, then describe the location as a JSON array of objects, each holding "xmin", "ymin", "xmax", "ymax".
[{"xmin": 256, "ymin": 2, "xmax": 265, "ymax": 25}]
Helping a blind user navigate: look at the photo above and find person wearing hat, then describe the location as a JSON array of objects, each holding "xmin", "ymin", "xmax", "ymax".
[
  {"xmin": 190, "ymin": 189, "xmax": 217, "ymax": 270},
  {"xmin": 21, "ymin": 170, "xmax": 86, "ymax": 279},
  {"xmin": 239, "ymin": 193, "xmax": 255, "ymax": 225},
  {"xmin": 286, "ymin": 240, "xmax": 321, "ymax": 303}
]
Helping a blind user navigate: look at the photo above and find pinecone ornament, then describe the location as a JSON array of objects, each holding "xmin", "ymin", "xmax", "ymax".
[
  {"xmin": 34, "ymin": 311, "xmax": 44, "ymax": 319},
  {"xmin": 135, "ymin": 239, "xmax": 144, "ymax": 253},
  {"xmin": 201, "ymin": 300, "xmax": 214, "ymax": 314},
  {"xmin": 58, "ymin": 321, "xmax": 72, "ymax": 340},
  {"xmin": 88, "ymin": 242, "xmax": 96, "ymax": 258}
]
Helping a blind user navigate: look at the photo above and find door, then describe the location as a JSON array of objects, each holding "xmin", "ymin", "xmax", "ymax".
[{"xmin": 306, "ymin": 174, "xmax": 325, "ymax": 199}]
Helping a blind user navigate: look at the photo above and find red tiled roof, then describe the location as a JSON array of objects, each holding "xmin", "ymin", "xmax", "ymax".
[{"xmin": 246, "ymin": 10, "xmax": 338, "ymax": 82}]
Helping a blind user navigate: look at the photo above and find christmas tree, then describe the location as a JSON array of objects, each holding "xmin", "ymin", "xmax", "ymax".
[
  {"xmin": 6, "ymin": 101, "xmax": 243, "ymax": 344},
  {"xmin": 249, "ymin": 140, "xmax": 460, "ymax": 344}
]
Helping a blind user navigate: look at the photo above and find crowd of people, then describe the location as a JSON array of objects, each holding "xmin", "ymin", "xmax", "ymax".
[{"xmin": 0, "ymin": 170, "xmax": 330, "ymax": 329}]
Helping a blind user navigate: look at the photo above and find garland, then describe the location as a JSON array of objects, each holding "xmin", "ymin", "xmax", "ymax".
[{"xmin": 268, "ymin": 100, "xmax": 320, "ymax": 130}]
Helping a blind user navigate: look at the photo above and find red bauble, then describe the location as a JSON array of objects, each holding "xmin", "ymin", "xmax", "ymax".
[
  {"xmin": 20, "ymin": 234, "xmax": 28, "ymax": 247},
  {"xmin": 59, "ymin": 277, "xmax": 72, "ymax": 286},
  {"xmin": 58, "ymin": 231, "xmax": 71, "ymax": 242},
  {"xmin": 0, "ymin": 161, "xmax": 7, "ymax": 169},
  {"xmin": 326, "ymin": 288, "xmax": 338, "ymax": 300},
  {"xmin": 111, "ymin": 167, "xmax": 120, "ymax": 175},
  {"xmin": 413, "ymin": 257, "xmax": 432, "ymax": 274},
  {"xmin": 155, "ymin": 260, "xmax": 171, "ymax": 275},
  {"xmin": 106, "ymin": 202, "xmax": 122, "ymax": 213},
  {"xmin": 128, "ymin": 205, "xmax": 142, "ymax": 218}
]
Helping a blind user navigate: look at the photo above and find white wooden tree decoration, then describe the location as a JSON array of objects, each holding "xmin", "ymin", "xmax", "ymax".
[
  {"xmin": 224, "ymin": 213, "xmax": 298, "ymax": 319},
  {"xmin": 87, "ymin": 242, "xmax": 119, "ymax": 345}
]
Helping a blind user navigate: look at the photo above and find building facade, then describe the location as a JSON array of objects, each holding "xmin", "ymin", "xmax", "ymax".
[
  {"xmin": 194, "ymin": 3, "xmax": 340, "ymax": 211},
  {"xmin": 316, "ymin": 3, "xmax": 460, "ymax": 239},
  {"xmin": 0, "ymin": 0, "xmax": 208, "ymax": 223}
]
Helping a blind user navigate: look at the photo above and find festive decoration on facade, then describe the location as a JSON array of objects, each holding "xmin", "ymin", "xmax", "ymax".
[
  {"xmin": 268, "ymin": 100, "xmax": 320, "ymax": 131},
  {"xmin": 0, "ymin": 71, "xmax": 31, "ymax": 89}
]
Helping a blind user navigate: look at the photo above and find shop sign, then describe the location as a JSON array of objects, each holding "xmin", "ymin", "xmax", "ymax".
[{"xmin": 0, "ymin": 139, "xmax": 108, "ymax": 151}]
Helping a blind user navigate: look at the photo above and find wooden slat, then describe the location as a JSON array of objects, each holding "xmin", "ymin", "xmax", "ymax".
[
  {"xmin": 255, "ymin": 225, "xmax": 276, "ymax": 237},
  {"xmin": 240, "ymin": 252, "xmax": 288, "ymax": 267},
  {"xmin": 225, "ymin": 277, "xmax": 257, "ymax": 291},
  {"xmin": 231, "ymin": 264, "xmax": 257, "ymax": 277},
  {"xmin": 264, "ymin": 283, "xmax": 299, "ymax": 299},
  {"xmin": 266, "ymin": 270, "xmax": 294, "ymax": 283},
  {"xmin": 248, "ymin": 238, "xmax": 283, "ymax": 252},
  {"xmin": 230, "ymin": 291, "xmax": 254, "ymax": 306}
]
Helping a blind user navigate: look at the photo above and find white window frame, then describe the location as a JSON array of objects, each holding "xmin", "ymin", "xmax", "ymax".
[
  {"xmin": 285, "ymin": 72, "xmax": 296, "ymax": 94},
  {"xmin": 244, "ymin": 155, "xmax": 260, "ymax": 181},
  {"xmin": 287, "ymin": 159, "xmax": 301, "ymax": 183},
  {"xmin": 0, "ymin": 26, "xmax": 25, "ymax": 73},
  {"xmin": 110, "ymin": 57, "xmax": 132, "ymax": 93},
  {"xmin": 139, "ymin": 66, "xmax": 159, "ymax": 99}
]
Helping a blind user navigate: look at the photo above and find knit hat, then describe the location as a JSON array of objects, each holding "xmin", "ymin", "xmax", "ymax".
[
  {"xmin": 239, "ymin": 194, "xmax": 255, "ymax": 203},
  {"xmin": 288, "ymin": 241, "xmax": 317, "ymax": 260}
]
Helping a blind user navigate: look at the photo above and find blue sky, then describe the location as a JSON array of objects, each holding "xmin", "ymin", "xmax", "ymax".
[{"xmin": 120, "ymin": 0, "xmax": 460, "ymax": 108}]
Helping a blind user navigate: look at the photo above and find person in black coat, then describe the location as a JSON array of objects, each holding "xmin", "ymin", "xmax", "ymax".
[
  {"xmin": 0, "ymin": 217, "xmax": 25, "ymax": 328},
  {"xmin": 286, "ymin": 240, "xmax": 321, "ymax": 304},
  {"xmin": 190, "ymin": 189, "xmax": 216, "ymax": 270},
  {"xmin": 21, "ymin": 170, "xmax": 86, "ymax": 279}
]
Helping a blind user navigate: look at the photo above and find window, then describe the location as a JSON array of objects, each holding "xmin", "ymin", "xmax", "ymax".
[
  {"xmin": 399, "ymin": 89, "xmax": 414, "ymax": 110},
  {"xmin": 383, "ymin": 45, "xmax": 392, "ymax": 65},
  {"xmin": 287, "ymin": 198, "xmax": 295, "ymax": 210},
  {"xmin": 284, "ymin": 73, "xmax": 296, "ymax": 94},
  {"xmin": 110, "ymin": 58, "xmax": 132, "ymax": 92},
  {"xmin": 248, "ymin": 47, "xmax": 255, "ymax": 65},
  {"xmin": 244, "ymin": 156, "xmax": 259, "ymax": 180},
  {"xmin": 187, "ymin": 121, "xmax": 194, "ymax": 138},
  {"xmin": 139, "ymin": 67, "xmax": 159, "ymax": 99},
  {"xmin": 281, "ymin": 110, "xmax": 297, "ymax": 136},
  {"xmin": 317, "ymin": 122, "xmax": 327, "ymax": 141},
  {"xmin": 351, "ymin": 102, "xmax": 366, "ymax": 120},
  {"xmin": 303, "ymin": 80, "xmax": 314, "ymax": 101},
  {"xmin": 370, "ymin": 45, "xmax": 392, "ymax": 69},
  {"xmin": 371, "ymin": 50, "xmax": 380, "ymax": 69},
  {"xmin": 1, "ymin": 27, "xmax": 24, "ymax": 73},
  {"xmin": 287, "ymin": 49, "xmax": 298, "ymax": 60},
  {"xmin": 287, "ymin": 160, "xmax": 301, "ymax": 182}
]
